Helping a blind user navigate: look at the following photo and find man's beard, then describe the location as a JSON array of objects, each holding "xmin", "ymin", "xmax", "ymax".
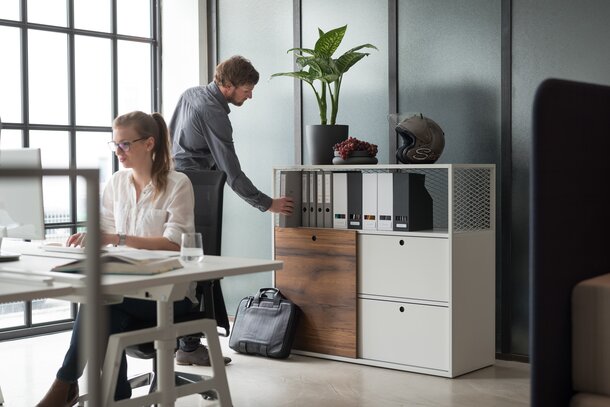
[{"xmin": 229, "ymin": 97, "xmax": 244, "ymax": 106}]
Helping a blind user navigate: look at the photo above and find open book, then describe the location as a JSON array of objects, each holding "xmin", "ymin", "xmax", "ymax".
[{"xmin": 51, "ymin": 250, "xmax": 183, "ymax": 275}]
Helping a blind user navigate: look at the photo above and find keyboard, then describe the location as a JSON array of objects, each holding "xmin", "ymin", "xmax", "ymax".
[{"xmin": 41, "ymin": 245, "xmax": 106, "ymax": 254}]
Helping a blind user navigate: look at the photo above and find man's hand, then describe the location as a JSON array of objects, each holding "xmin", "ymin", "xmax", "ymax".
[{"xmin": 269, "ymin": 196, "xmax": 294, "ymax": 215}]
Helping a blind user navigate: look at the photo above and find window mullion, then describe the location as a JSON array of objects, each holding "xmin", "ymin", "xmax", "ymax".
[
  {"xmin": 21, "ymin": 0, "xmax": 29, "ymax": 147},
  {"xmin": 68, "ymin": 0, "xmax": 77, "ymax": 234}
]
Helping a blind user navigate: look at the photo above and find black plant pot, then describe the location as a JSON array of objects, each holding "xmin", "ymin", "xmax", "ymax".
[{"xmin": 304, "ymin": 124, "xmax": 349, "ymax": 165}]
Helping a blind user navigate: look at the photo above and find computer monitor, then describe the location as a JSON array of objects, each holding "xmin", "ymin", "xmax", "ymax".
[{"xmin": 0, "ymin": 148, "xmax": 45, "ymax": 261}]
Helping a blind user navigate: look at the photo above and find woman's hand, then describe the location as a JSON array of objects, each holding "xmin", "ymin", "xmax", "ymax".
[
  {"xmin": 66, "ymin": 232, "xmax": 87, "ymax": 247},
  {"xmin": 66, "ymin": 232, "xmax": 118, "ymax": 247}
]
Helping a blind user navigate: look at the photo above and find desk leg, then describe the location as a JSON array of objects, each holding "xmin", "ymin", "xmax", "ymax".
[
  {"xmin": 203, "ymin": 324, "xmax": 233, "ymax": 406},
  {"xmin": 0, "ymin": 383, "xmax": 4, "ymax": 405},
  {"xmin": 156, "ymin": 301, "xmax": 176, "ymax": 407}
]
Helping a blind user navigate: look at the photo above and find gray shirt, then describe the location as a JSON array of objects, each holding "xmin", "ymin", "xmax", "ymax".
[{"xmin": 170, "ymin": 82, "xmax": 272, "ymax": 212}]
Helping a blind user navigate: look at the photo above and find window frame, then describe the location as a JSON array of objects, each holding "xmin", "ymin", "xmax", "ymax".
[{"xmin": 0, "ymin": 0, "xmax": 161, "ymax": 340}]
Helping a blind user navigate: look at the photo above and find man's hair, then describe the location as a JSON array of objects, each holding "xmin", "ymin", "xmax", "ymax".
[{"xmin": 214, "ymin": 55, "xmax": 259, "ymax": 87}]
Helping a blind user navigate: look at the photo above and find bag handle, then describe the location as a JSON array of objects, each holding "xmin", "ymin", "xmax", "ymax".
[{"xmin": 252, "ymin": 288, "xmax": 282, "ymax": 307}]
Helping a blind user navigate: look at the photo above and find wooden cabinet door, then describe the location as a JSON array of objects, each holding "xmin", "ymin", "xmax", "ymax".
[{"xmin": 274, "ymin": 227, "xmax": 357, "ymax": 358}]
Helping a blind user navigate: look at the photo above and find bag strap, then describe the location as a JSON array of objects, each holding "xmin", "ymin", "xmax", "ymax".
[
  {"xmin": 252, "ymin": 288, "xmax": 282, "ymax": 307},
  {"xmin": 238, "ymin": 341, "xmax": 268, "ymax": 357}
]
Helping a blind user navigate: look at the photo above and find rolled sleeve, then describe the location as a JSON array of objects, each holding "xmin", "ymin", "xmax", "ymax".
[{"xmin": 100, "ymin": 178, "xmax": 117, "ymax": 234}]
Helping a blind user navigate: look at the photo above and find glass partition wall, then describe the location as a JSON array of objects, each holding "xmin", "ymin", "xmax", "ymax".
[{"xmin": 0, "ymin": 0, "xmax": 160, "ymax": 339}]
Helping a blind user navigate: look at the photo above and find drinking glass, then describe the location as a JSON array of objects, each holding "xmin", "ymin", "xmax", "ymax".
[{"xmin": 180, "ymin": 232, "xmax": 204, "ymax": 263}]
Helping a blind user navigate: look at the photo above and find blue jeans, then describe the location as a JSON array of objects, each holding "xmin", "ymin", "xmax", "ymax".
[{"xmin": 57, "ymin": 297, "xmax": 193, "ymax": 401}]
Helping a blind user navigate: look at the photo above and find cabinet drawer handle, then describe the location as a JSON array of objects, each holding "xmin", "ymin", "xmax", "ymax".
[
  {"xmin": 399, "ymin": 306, "xmax": 405, "ymax": 312},
  {"xmin": 399, "ymin": 239, "xmax": 405, "ymax": 246},
  {"xmin": 312, "ymin": 235, "xmax": 317, "ymax": 242}
]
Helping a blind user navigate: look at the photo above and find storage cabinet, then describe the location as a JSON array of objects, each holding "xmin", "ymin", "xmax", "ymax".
[{"xmin": 272, "ymin": 164, "xmax": 495, "ymax": 378}]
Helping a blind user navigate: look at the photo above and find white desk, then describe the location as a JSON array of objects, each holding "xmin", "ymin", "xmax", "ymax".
[{"xmin": 0, "ymin": 240, "xmax": 283, "ymax": 407}]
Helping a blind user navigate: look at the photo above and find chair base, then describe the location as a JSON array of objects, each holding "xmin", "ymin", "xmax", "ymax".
[{"xmin": 128, "ymin": 370, "xmax": 217, "ymax": 401}]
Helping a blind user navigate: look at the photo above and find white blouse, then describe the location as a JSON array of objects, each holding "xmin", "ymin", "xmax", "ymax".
[
  {"xmin": 100, "ymin": 169, "xmax": 197, "ymax": 303},
  {"xmin": 101, "ymin": 170, "xmax": 195, "ymax": 243}
]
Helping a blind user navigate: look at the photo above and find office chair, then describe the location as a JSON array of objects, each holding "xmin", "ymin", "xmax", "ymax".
[{"xmin": 124, "ymin": 170, "xmax": 229, "ymax": 401}]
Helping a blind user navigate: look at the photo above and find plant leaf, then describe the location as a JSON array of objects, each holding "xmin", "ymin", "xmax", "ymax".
[
  {"xmin": 270, "ymin": 71, "xmax": 315, "ymax": 85},
  {"xmin": 344, "ymin": 43, "xmax": 378, "ymax": 54},
  {"xmin": 314, "ymin": 25, "xmax": 347, "ymax": 58},
  {"xmin": 336, "ymin": 52, "xmax": 368, "ymax": 74},
  {"xmin": 287, "ymin": 47, "xmax": 315, "ymax": 56}
]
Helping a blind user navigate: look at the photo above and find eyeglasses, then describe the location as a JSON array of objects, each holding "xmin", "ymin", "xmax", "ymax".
[{"xmin": 107, "ymin": 137, "xmax": 148, "ymax": 152}]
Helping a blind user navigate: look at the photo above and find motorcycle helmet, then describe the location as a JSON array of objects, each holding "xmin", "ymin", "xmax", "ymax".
[{"xmin": 395, "ymin": 113, "xmax": 445, "ymax": 164}]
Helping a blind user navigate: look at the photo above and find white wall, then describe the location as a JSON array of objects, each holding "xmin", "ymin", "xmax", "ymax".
[{"xmin": 161, "ymin": 0, "xmax": 207, "ymax": 117}]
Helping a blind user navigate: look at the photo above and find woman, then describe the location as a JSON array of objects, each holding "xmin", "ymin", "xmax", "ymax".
[{"xmin": 37, "ymin": 111, "xmax": 197, "ymax": 406}]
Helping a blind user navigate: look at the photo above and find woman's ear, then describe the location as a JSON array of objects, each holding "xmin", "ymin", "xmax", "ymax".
[{"xmin": 145, "ymin": 136, "xmax": 155, "ymax": 152}]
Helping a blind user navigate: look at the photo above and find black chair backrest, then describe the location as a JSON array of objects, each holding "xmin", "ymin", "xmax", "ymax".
[
  {"xmin": 530, "ymin": 78, "xmax": 610, "ymax": 407},
  {"xmin": 178, "ymin": 170, "xmax": 226, "ymax": 256}
]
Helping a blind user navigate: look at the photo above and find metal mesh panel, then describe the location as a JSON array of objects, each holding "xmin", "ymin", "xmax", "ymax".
[{"xmin": 453, "ymin": 168, "xmax": 492, "ymax": 232}]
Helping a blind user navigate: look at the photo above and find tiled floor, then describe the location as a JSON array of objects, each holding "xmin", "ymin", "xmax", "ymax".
[{"xmin": 0, "ymin": 331, "xmax": 530, "ymax": 406}]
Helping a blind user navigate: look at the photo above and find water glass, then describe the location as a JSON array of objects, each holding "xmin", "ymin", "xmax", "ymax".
[{"xmin": 180, "ymin": 232, "xmax": 204, "ymax": 263}]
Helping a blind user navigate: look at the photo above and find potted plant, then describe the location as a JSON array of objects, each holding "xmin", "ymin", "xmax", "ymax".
[{"xmin": 272, "ymin": 25, "xmax": 377, "ymax": 164}]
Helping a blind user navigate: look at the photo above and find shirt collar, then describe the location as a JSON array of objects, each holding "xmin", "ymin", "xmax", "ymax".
[
  {"xmin": 208, "ymin": 82, "xmax": 231, "ymax": 114},
  {"xmin": 129, "ymin": 173, "xmax": 154, "ymax": 193}
]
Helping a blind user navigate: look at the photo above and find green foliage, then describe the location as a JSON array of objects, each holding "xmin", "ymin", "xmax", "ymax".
[{"xmin": 271, "ymin": 25, "xmax": 377, "ymax": 125}]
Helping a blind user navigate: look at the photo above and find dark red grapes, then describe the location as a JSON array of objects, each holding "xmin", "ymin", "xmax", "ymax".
[{"xmin": 333, "ymin": 137, "xmax": 378, "ymax": 160}]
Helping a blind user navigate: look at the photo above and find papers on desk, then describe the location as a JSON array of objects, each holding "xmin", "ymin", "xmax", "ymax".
[{"xmin": 51, "ymin": 250, "xmax": 183, "ymax": 275}]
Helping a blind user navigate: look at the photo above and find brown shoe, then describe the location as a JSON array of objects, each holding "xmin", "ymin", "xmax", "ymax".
[{"xmin": 36, "ymin": 378, "xmax": 79, "ymax": 407}]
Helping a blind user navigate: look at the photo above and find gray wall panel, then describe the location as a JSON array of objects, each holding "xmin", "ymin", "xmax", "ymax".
[
  {"xmin": 217, "ymin": 0, "xmax": 294, "ymax": 313},
  {"xmin": 397, "ymin": 0, "xmax": 501, "ymax": 166},
  {"xmin": 512, "ymin": 0, "xmax": 610, "ymax": 355}
]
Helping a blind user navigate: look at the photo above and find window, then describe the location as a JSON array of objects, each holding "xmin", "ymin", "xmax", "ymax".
[{"xmin": 0, "ymin": 0, "xmax": 160, "ymax": 339}]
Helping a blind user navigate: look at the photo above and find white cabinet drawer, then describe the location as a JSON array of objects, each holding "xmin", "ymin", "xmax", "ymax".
[
  {"xmin": 358, "ymin": 298, "xmax": 449, "ymax": 371},
  {"xmin": 358, "ymin": 234, "xmax": 449, "ymax": 302}
]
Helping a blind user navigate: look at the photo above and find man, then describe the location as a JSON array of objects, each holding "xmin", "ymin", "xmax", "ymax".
[{"xmin": 170, "ymin": 55, "xmax": 294, "ymax": 366}]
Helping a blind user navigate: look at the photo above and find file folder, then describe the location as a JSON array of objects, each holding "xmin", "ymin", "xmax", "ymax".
[
  {"xmin": 323, "ymin": 171, "xmax": 333, "ymax": 227},
  {"xmin": 392, "ymin": 172, "xmax": 433, "ymax": 231},
  {"xmin": 279, "ymin": 171, "xmax": 302, "ymax": 228},
  {"xmin": 316, "ymin": 172, "xmax": 325, "ymax": 227},
  {"xmin": 309, "ymin": 171, "xmax": 317, "ymax": 227},
  {"xmin": 362, "ymin": 173, "xmax": 378, "ymax": 230},
  {"xmin": 301, "ymin": 171, "xmax": 309, "ymax": 227},
  {"xmin": 347, "ymin": 172, "xmax": 362, "ymax": 230},
  {"xmin": 332, "ymin": 172, "xmax": 347, "ymax": 229},
  {"xmin": 377, "ymin": 173, "xmax": 394, "ymax": 231}
]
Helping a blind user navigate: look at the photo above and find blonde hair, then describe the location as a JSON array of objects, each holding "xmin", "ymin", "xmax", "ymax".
[{"xmin": 112, "ymin": 111, "xmax": 173, "ymax": 196}]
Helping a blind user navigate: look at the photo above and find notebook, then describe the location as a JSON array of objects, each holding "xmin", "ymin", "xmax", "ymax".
[{"xmin": 51, "ymin": 250, "xmax": 183, "ymax": 275}]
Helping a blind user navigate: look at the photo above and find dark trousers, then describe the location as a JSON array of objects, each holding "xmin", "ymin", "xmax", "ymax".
[{"xmin": 56, "ymin": 297, "xmax": 193, "ymax": 401}]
